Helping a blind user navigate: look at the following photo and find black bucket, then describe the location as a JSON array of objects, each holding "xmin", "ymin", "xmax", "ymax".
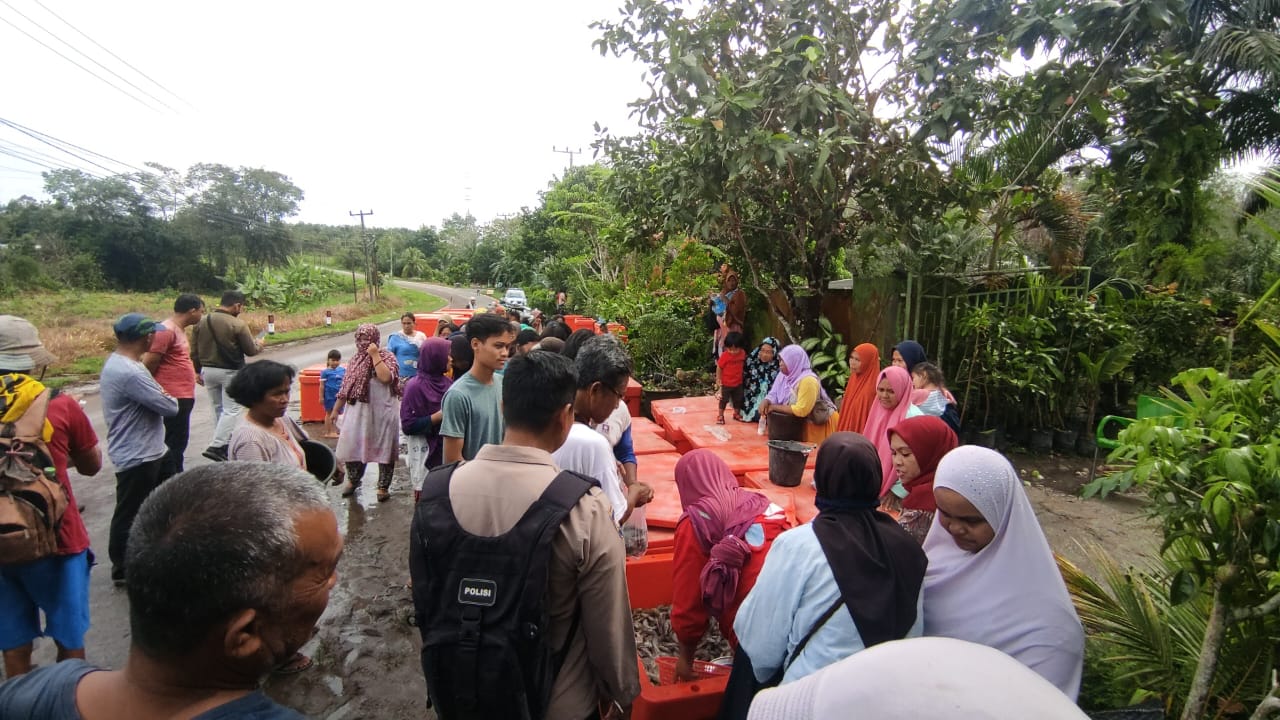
[
  {"xmin": 767, "ymin": 440, "xmax": 814, "ymax": 487},
  {"xmin": 300, "ymin": 440, "xmax": 337, "ymax": 484},
  {"xmin": 767, "ymin": 412, "xmax": 806, "ymax": 442}
]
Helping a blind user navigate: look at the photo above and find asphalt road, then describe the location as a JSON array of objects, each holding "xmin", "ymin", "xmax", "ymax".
[{"xmin": 30, "ymin": 279, "xmax": 493, "ymax": 671}]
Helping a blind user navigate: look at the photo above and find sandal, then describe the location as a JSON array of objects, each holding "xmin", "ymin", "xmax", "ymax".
[
  {"xmin": 340, "ymin": 480, "xmax": 360, "ymax": 498},
  {"xmin": 376, "ymin": 487, "xmax": 390, "ymax": 503},
  {"xmin": 716, "ymin": 416, "xmax": 726, "ymax": 425},
  {"xmin": 273, "ymin": 652, "xmax": 313, "ymax": 676}
]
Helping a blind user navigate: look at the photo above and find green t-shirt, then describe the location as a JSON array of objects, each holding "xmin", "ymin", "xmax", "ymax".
[{"xmin": 440, "ymin": 371, "xmax": 505, "ymax": 461}]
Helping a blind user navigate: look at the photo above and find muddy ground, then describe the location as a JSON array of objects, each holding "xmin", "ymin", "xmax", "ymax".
[{"xmin": 262, "ymin": 446, "xmax": 1159, "ymax": 720}]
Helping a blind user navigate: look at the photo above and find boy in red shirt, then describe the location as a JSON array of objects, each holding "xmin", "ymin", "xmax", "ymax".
[{"xmin": 716, "ymin": 331, "xmax": 748, "ymax": 424}]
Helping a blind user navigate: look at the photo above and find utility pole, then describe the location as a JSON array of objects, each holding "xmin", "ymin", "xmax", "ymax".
[
  {"xmin": 552, "ymin": 146, "xmax": 582, "ymax": 168},
  {"xmin": 349, "ymin": 209, "xmax": 375, "ymax": 300}
]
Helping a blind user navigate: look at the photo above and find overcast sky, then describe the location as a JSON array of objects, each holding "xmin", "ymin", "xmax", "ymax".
[{"xmin": 0, "ymin": 0, "xmax": 648, "ymax": 229}]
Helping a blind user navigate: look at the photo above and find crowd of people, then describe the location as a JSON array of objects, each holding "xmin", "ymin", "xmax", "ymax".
[{"xmin": 0, "ymin": 286, "xmax": 1087, "ymax": 719}]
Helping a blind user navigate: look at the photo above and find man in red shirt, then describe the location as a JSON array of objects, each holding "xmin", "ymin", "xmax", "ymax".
[
  {"xmin": 142, "ymin": 294, "xmax": 204, "ymax": 476},
  {"xmin": 0, "ymin": 316, "xmax": 102, "ymax": 677}
]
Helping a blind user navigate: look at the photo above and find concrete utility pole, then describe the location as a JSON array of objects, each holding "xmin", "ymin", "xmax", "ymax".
[
  {"xmin": 349, "ymin": 209, "xmax": 375, "ymax": 300},
  {"xmin": 552, "ymin": 146, "xmax": 582, "ymax": 168}
]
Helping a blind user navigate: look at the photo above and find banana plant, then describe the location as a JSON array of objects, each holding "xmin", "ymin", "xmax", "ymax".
[
  {"xmin": 799, "ymin": 316, "xmax": 850, "ymax": 399},
  {"xmin": 1078, "ymin": 343, "xmax": 1136, "ymax": 436}
]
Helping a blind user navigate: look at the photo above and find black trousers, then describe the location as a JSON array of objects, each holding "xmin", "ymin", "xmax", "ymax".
[
  {"xmin": 108, "ymin": 458, "xmax": 170, "ymax": 578},
  {"xmin": 161, "ymin": 397, "xmax": 195, "ymax": 476}
]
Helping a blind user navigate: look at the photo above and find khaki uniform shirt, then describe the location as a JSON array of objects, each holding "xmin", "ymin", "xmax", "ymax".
[
  {"xmin": 448, "ymin": 444, "xmax": 641, "ymax": 717},
  {"xmin": 191, "ymin": 309, "xmax": 259, "ymax": 370}
]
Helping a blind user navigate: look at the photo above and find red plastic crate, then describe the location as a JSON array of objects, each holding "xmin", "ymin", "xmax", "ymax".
[
  {"xmin": 625, "ymin": 376, "xmax": 642, "ymax": 417},
  {"xmin": 631, "ymin": 418, "xmax": 678, "ymax": 456},
  {"xmin": 650, "ymin": 396, "xmax": 720, "ymax": 443},
  {"xmin": 656, "ymin": 656, "xmax": 731, "ymax": 685},
  {"xmin": 632, "ymin": 656, "xmax": 729, "ymax": 720},
  {"xmin": 626, "ymin": 549, "xmax": 674, "ymax": 609}
]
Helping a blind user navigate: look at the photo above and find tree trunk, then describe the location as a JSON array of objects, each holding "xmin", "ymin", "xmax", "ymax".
[{"xmin": 1181, "ymin": 585, "xmax": 1230, "ymax": 720}]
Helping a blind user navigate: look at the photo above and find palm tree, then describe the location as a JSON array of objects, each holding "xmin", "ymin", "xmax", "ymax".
[{"xmin": 1185, "ymin": 0, "xmax": 1280, "ymax": 160}]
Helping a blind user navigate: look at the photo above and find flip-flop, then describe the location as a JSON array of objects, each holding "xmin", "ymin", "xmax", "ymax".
[{"xmin": 273, "ymin": 652, "xmax": 313, "ymax": 676}]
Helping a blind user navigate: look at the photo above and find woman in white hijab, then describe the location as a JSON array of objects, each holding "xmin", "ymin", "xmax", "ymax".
[
  {"xmin": 921, "ymin": 445, "xmax": 1084, "ymax": 700},
  {"xmin": 747, "ymin": 637, "xmax": 1089, "ymax": 720}
]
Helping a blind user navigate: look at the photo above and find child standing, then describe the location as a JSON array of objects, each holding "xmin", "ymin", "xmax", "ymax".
[
  {"xmin": 321, "ymin": 349, "xmax": 346, "ymax": 438},
  {"xmin": 716, "ymin": 331, "xmax": 748, "ymax": 424}
]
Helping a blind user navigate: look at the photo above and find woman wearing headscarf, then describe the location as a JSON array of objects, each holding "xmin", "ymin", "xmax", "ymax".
[
  {"xmin": 715, "ymin": 266, "xmax": 747, "ymax": 356},
  {"xmin": 860, "ymin": 366, "xmax": 914, "ymax": 499},
  {"xmin": 835, "ymin": 343, "xmax": 880, "ymax": 433},
  {"xmin": 886, "ymin": 416, "xmax": 958, "ymax": 543},
  {"xmin": 746, "ymin": 637, "xmax": 1090, "ymax": 720},
  {"xmin": 890, "ymin": 340, "xmax": 927, "ymax": 373},
  {"xmin": 725, "ymin": 433, "xmax": 927, "ymax": 718},
  {"xmin": 671, "ymin": 451, "xmax": 791, "ymax": 682},
  {"xmin": 758, "ymin": 345, "xmax": 838, "ymax": 444},
  {"xmin": 740, "ymin": 337, "xmax": 780, "ymax": 424},
  {"xmin": 400, "ymin": 337, "xmax": 453, "ymax": 502},
  {"xmin": 332, "ymin": 323, "xmax": 402, "ymax": 502},
  {"xmin": 922, "ymin": 446, "xmax": 1085, "ymax": 700}
]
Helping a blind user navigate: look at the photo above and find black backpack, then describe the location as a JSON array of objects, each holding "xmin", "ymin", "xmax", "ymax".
[{"xmin": 409, "ymin": 462, "xmax": 596, "ymax": 720}]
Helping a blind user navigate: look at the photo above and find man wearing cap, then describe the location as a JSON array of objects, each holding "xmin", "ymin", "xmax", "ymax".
[
  {"xmin": 101, "ymin": 313, "xmax": 178, "ymax": 587},
  {"xmin": 0, "ymin": 316, "xmax": 102, "ymax": 677},
  {"xmin": 191, "ymin": 290, "xmax": 264, "ymax": 462},
  {"xmin": 141, "ymin": 293, "xmax": 204, "ymax": 476}
]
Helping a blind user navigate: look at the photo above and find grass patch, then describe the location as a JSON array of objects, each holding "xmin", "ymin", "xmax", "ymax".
[{"xmin": 12, "ymin": 283, "xmax": 444, "ymax": 386}]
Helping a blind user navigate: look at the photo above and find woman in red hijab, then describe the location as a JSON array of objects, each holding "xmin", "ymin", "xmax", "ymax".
[
  {"xmin": 836, "ymin": 343, "xmax": 881, "ymax": 433},
  {"xmin": 671, "ymin": 450, "xmax": 790, "ymax": 681},
  {"xmin": 887, "ymin": 415, "xmax": 959, "ymax": 543}
]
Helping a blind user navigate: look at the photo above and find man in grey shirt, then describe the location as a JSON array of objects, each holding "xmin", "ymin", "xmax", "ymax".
[{"xmin": 100, "ymin": 313, "xmax": 178, "ymax": 587}]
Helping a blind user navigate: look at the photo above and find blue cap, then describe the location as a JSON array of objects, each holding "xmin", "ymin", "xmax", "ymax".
[{"xmin": 113, "ymin": 312, "xmax": 160, "ymax": 341}]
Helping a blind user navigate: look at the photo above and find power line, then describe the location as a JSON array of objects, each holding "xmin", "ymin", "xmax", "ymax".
[
  {"xmin": 0, "ymin": 145, "xmax": 97, "ymax": 176},
  {"xmin": 0, "ymin": 138, "xmax": 79, "ymax": 169},
  {"xmin": 0, "ymin": 117, "xmax": 143, "ymax": 175},
  {"xmin": 29, "ymin": 0, "xmax": 195, "ymax": 111},
  {"xmin": 0, "ymin": 9, "xmax": 163, "ymax": 113},
  {"xmin": 0, "ymin": 0, "xmax": 178, "ymax": 113}
]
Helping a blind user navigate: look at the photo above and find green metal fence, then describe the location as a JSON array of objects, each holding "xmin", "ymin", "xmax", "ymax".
[{"xmin": 899, "ymin": 267, "xmax": 1093, "ymax": 373}]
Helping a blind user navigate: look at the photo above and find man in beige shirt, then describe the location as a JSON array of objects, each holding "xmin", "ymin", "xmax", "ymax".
[{"xmin": 411, "ymin": 350, "xmax": 640, "ymax": 719}]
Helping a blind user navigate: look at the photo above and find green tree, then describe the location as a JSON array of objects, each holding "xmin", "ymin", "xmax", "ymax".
[
  {"xmin": 178, "ymin": 163, "xmax": 304, "ymax": 273},
  {"xmin": 595, "ymin": 0, "xmax": 940, "ymax": 340},
  {"xmin": 41, "ymin": 169, "xmax": 194, "ymax": 290},
  {"xmin": 397, "ymin": 246, "xmax": 429, "ymax": 278},
  {"xmin": 909, "ymin": 0, "xmax": 1280, "ymax": 286}
]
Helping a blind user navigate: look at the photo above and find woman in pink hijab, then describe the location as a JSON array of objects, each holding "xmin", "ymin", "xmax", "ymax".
[
  {"xmin": 860, "ymin": 366, "xmax": 914, "ymax": 499},
  {"xmin": 671, "ymin": 450, "xmax": 791, "ymax": 682}
]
